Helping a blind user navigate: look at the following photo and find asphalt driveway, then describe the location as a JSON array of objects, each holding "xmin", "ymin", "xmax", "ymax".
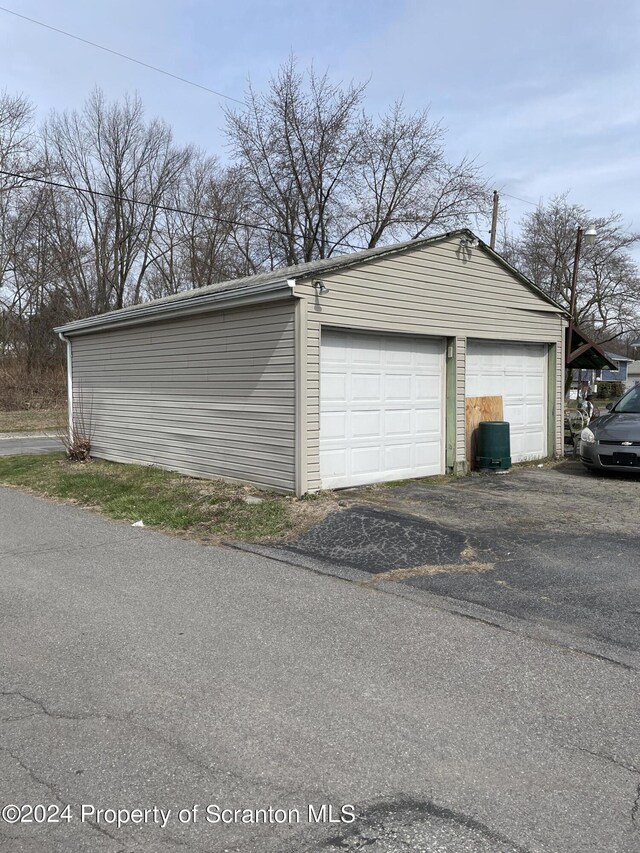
[
  {"xmin": 1, "ymin": 485, "xmax": 639, "ymax": 852},
  {"xmin": 246, "ymin": 461, "xmax": 640, "ymax": 662}
]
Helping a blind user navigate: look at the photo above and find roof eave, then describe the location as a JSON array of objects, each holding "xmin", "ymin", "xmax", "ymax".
[
  {"xmin": 477, "ymin": 239, "xmax": 568, "ymax": 316},
  {"xmin": 566, "ymin": 327, "xmax": 617, "ymax": 370},
  {"xmin": 55, "ymin": 279, "xmax": 296, "ymax": 337}
]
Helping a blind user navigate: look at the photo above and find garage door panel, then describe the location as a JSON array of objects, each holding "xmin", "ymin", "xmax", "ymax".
[
  {"xmin": 351, "ymin": 340, "xmax": 381, "ymax": 365},
  {"xmin": 322, "ymin": 373, "xmax": 347, "ymax": 402},
  {"xmin": 503, "ymin": 375, "xmax": 525, "ymax": 396},
  {"xmin": 510, "ymin": 434, "xmax": 524, "ymax": 456},
  {"xmin": 321, "ymin": 448, "xmax": 347, "ymax": 478},
  {"xmin": 526, "ymin": 376, "xmax": 545, "ymax": 396},
  {"xmin": 352, "ymin": 373, "xmax": 381, "ymax": 400},
  {"xmin": 384, "ymin": 444, "xmax": 412, "ymax": 470},
  {"xmin": 385, "ymin": 409, "xmax": 412, "ymax": 436},
  {"xmin": 321, "ymin": 411, "xmax": 347, "ymax": 439},
  {"xmin": 386, "ymin": 374, "xmax": 412, "ymax": 400},
  {"xmin": 351, "ymin": 446, "xmax": 381, "ymax": 475},
  {"xmin": 470, "ymin": 375, "xmax": 495, "ymax": 396},
  {"xmin": 351, "ymin": 410, "xmax": 382, "ymax": 438},
  {"xmin": 505, "ymin": 405, "xmax": 526, "ymax": 427},
  {"xmin": 415, "ymin": 349, "xmax": 437, "ymax": 369},
  {"xmin": 421, "ymin": 407, "xmax": 443, "ymax": 433},
  {"xmin": 466, "ymin": 341, "xmax": 547, "ymax": 463},
  {"xmin": 526, "ymin": 403, "xmax": 544, "ymax": 421},
  {"xmin": 385, "ymin": 342, "xmax": 413, "ymax": 364},
  {"xmin": 417, "ymin": 441, "xmax": 439, "ymax": 465},
  {"xmin": 323, "ymin": 339, "xmax": 348, "ymax": 362},
  {"xmin": 321, "ymin": 330, "xmax": 444, "ymax": 488},
  {"xmin": 416, "ymin": 375, "xmax": 438, "ymax": 400}
]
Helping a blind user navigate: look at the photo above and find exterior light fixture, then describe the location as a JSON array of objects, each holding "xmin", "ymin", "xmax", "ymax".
[
  {"xmin": 583, "ymin": 225, "xmax": 597, "ymax": 246},
  {"xmin": 313, "ymin": 280, "xmax": 328, "ymax": 295}
]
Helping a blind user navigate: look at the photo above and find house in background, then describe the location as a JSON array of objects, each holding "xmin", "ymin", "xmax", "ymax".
[
  {"xmin": 626, "ymin": 360, "xmax": 640, "ymax": 390},
  {"xmin": 55, "ymin": 230, "xmax": 568, "ymax": 495},
  {"xmin": 572, "ymin": 351, "xmax": 633, "ymax": 391},
  {"xmin": 598, "ymin": 352, "xmax": 633, "ymax": 383}
]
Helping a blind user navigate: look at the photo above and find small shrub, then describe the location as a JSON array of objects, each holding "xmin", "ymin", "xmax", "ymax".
[
  {"xmin": 596, "ymin": 380, "xmax": 625, "ymax": 399},
  {"xmin": 58, "ymin": 388, "xmax": 93, "ymax": 462},
  {"xmin": 65, "ymin": 433, "xmax": 92, "ymax": 462}
]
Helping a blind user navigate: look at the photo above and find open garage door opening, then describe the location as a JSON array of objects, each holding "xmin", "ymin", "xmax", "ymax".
[{"xmin": 320, "ymin": 329, "xmax": 445, "ymax": 489}]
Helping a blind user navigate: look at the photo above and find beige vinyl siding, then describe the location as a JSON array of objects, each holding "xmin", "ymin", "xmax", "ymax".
[
  {"xmin": 71, "ymin": 300, "xmax": 296, "ymax": 491},
  {"xmin": 301, "ymin": 236, "xmax": 564, "ymax": 489}
]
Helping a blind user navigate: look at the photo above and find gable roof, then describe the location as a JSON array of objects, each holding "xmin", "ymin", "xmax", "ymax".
[
  {"xmin": 604, "ymin": 350, "xmax": 634, "ymax": 363},
  {"xmin": 55, "ymin": 229, "xmax": 566, "ymax": 336},
  {"xmin": 566, "ymin": 327, "xmax": 617, "ymax": 370}
]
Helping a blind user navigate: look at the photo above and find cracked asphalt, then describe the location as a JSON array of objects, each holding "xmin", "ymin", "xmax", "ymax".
[
  {"xmin": 1, "ymin": 485, "xmax": 640, "ymax": 852},
  {"xmin": 253, "ymin": 462, "xmax": 640, "ymax": 662}
]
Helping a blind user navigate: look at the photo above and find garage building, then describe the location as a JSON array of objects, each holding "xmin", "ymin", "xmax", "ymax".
[{"xmin": 55, "ymin": 230, "xmax": 567, "ymax": 495}]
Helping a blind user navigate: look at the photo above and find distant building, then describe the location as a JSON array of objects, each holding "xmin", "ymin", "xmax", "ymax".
[
  {"xmin": 598, "ymin": 352, "xmax": 633, "ymax": 383},
  {"xmin": 572, "ymin": 351, "xmax": 633, "ymax": 395},
  {"xmin": 627, "ymin": 360, "xmax": 640, "ymax": 390}
]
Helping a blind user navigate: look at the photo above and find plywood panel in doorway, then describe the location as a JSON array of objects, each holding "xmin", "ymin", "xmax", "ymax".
[{"xmin": 465, "ymin": 396, "xmax": 504, "ymax": 470}]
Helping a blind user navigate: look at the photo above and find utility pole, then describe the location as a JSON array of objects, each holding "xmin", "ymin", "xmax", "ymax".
[
  {"xmin": 489, "ymin": 190, "xmax": 499, "ymax": 250},
  {"xmin": 566, "ymin": 224, "xmax": 597, "ymax": 365}
]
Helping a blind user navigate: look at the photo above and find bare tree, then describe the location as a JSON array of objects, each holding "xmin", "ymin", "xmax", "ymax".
[
  {"xmin": 0, "ymin": 90, "xmax": 36, "ymax": 184},
  {"xmin": 44, "ymin": 89, "xmax": 190, "ymax": 312},
  {"xmin": 354, "ymin": 102, "xmax": 489, "ymax": 248},
  {"xmin": 225, "ymin": 60, "xmax": 366, "ymax": 265},
  {"xmin": 225, "ymin": 60, "xmax": 491, "ymax": 266},
  {"xmin": 0, "ymin": 76, "xmax": 491, "ymax": 409},
  {"xmin": 502, "ymin": 194, "xmax": 640, "ymax": 344},
  {"xmin": 0, "ymin": 91, "xmax": 37, "ymax": 299},
  {"xmin": 145, "ymin": 154, "xmax": 250, "ymax": 298},
  {"xmin": 0, "ymin": 92, "xmax": 67, "ymax": 380}
]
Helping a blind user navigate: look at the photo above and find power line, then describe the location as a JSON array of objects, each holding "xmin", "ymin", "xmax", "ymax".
[
  {"xmin": 0, "ymin": 5, "xmax": 245, "ymax": 105},
  {"xmin": 0, "ymin": 168, "xmax": 284, "ymax": 234},
  {"xmin": 498, "ymin": 189, "xmax": 539, "ymax": 208},
  {"xmin": 0, "ymin": 169, "xmax": 367, "ymax": 252}
]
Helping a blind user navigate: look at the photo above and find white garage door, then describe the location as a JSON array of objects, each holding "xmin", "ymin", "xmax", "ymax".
[
  {"xmin": 466, "ymin": 341, "xmax": 547, "ymax": 462},
  {"xmin": 320, "ymin": 330, "xmax": 445, "ymax": 489}
]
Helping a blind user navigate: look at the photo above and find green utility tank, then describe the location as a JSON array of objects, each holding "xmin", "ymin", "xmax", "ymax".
[{"xmin": 476, "ymin": 421, "xmax": 511, "ymax": 471}]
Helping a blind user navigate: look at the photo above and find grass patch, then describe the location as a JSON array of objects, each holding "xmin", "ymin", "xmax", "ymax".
[
  {"xmin": 0, "ymin": 408, "xmax": 65, "ymax": 433},
  {"xmin": 370, "ymin": 473, "xmax": 457, "ymax": 489},
  {"xmin": 0, "ymin": 453, "xmax": 308, "ymax": 541}
]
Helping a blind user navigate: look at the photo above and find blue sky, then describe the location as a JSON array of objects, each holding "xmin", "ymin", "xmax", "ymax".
[{"xmin": 1, "ymin": 0, "xmax": 638, "ymax": 243}]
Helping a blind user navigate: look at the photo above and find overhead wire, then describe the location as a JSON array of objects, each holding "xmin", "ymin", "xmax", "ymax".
[
  {"xmin": 0, "ymin": 10, "xmax": 554, "ymax": 253},
  {"xmin": 0, "ymin": 9, "xmax": 368, "ymax": 251},
  {"xmin": 0, "ymin": 169, "xmax": 368, "ymax": 252},
  {"xmin": 0, "ymin": 5, "xmax": 245, "ymax": 105},
  {"xmin": 498, "ymin": 189, "xmax": 539, "ymax": 208}
]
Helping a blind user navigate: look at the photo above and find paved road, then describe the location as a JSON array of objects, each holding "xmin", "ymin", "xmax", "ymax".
[
  {"xmin": 0, "ymin": 433, "xmax": 62, "ymax": 456},
  {"xmin": 1, "ymin": 487, "xmax": 639, "ymax": 852},
  {"xmin": 249, "ymin": 463, "xmax": 640, "ymax": 662}
]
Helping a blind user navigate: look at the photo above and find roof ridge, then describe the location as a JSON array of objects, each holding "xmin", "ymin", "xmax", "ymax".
[{"xmin": 55, "ymin": 228, "xmax": 566, "ymax": 336}]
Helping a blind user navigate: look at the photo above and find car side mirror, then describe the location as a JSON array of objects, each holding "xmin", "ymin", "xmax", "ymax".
[{"xmin": 605, "ymin": 402, "xmax": 613, "ymax": 411}]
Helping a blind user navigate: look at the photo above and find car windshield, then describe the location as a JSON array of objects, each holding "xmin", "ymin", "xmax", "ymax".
[{"xmin": 613, "ymin": 386, "xmax": 640, "ymax": 414}]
